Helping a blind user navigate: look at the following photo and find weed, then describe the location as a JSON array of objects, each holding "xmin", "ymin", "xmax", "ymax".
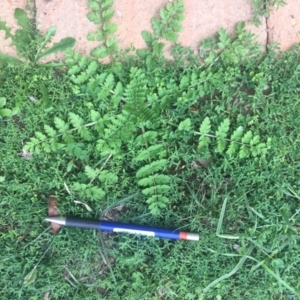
[
  {"xmin": 0, "ymin": 7, "xmax": 75, "ymax": 65},
  {"xmin": 87, "ymin": 0, "xmax": 118, "ymax": 59},
  {"xmin": 1, "ymin": 0, "xmax": 300, "ymax": 299},
  {"xmin": 251, "ymin": 0, "xmax": 287, "ymax": 26}
]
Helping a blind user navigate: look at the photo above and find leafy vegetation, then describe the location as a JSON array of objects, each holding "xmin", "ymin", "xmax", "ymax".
[
  {"xmin": 251, "ymin": 0, "xmax": 286, "ymax": 25},
  {"xmin": 0, "ymin": 7, "xmax": 75, "ymax": 65},
  {"xmin": 1, "ymin": 0, "xmax": 300, "ymax": 299},
  {"xmin": 87, "ymin": 0, "xmax": 118, "ymax": 58}
]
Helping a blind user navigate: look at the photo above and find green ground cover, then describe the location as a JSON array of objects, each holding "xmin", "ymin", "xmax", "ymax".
[{"xmin": 1, "ymin": 0, "xmax": 300, "ymax": 299}]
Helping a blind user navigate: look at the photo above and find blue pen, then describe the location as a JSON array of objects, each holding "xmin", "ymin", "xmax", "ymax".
[{"xmin": 45, "ymin": 217, "xmax": 199, "ymax": 241}]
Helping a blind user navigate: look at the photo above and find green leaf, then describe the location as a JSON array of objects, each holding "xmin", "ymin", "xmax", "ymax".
[
  {"xmin": 242, "ymin": 131, "xmax": 253, "ymax": 144},
  {"xmin": 103, "ymin": 23, "xmax": 118, "ymax": 35},
  {"xmin": 239, "ymin": 144, "xmax": 250, "ymax": 158},
  {"xmin": 14, "ymin": 8, "xmax": 30, "ymax": 30},
  {"xmin": 136, "ymin": 159, "xmax": 168, "ymax": 178},
  {"xmin": 230, "ymin": 126, "xmax": 243, "ymax": 141},
  {"xmin": 106, "ymin": 38, "xmax": 118, "ymax": 51},
  {"xmin": 86, "ymin": 61, "xmax": 98, "ymax": 76},
  {"xmin": 178, "ymin": 118, "xmax": 191, "ymax": 131},
  {"xmin": 136, "ymin": 49, "xmax": 151, "ymax": 59},
  {"xmin": 91, "ymin": 46, "xmax": 108, "ymax": 58},
  {"xmin": 85, "ymin": 165, "xmax": 98, "ymax": 180},
  {"xmin": 179, "ymin": 75, "xmax": 189, "ymax": 88},
  {"xmin": 162, "ymin": 30, "xmax": 178, "ymax": 42},
  {"xmin": 152, "ymin": 40, "xmax": 164, "ymax": 56},
  {"xmin": 12, "ymin": 9, "xmax": 32, "ymax": 58},
  {"xmin": 236, "ymin": 21, "xmax": 246, "ymax": 35},
  {"xmin": 87, "ymin": 32, "xmax": 97, "ymax": 41},
  {"xmin": 173, "ymin": 13, "xmax": 185, "ymax": 22},
  {"xmin": 216, "ymin": 118, "xmax": 230, "ymax": 153},
  {"xmin": 102, "ymin": 8, "xmax": 114, "ymax": 22},
  {"xmin": 67, "ymin": 160, "xmax": 74, "ymax": 172},
  {"xmin": 134, "ymin": 144, "xmax": 164, "ymax": 162},
  {"xmin": 142, "ymin": 185, "xmax": 170, "ymax": 195},
  {"xmin": 111, "ymin": 82, "xmax": 124, "ymax": 107},
  {"xmin": 101, "ymin": 0, "xmax": 114, "ymax": 10},
  {"xmin": 98, "ymin": 170, "xmax": 118, "ymax": 184},
  {"xmin": 35, "ymin": 132, "xmax": 47, "ymax": 141},
  {"xmin": 88, "ymin": 0, "xmax": 99, "ymax": 11},
  {"xmin": 218, "ymin": 28, "xmax": 231, "ymax": 46},
  {"xmin": 250, "ymin": 135, "xmax": 260, "ymax": 146},
  {"xmin": 200, "ymin": 117, "xmax": 211, "ymax": 134},
  {"xmin": 87, "ymin": 11, "xmax": 101, "ymax": 24},
  {"xmin": 0, "ymin": 176, "xmax": 5, "ymax": 182},
  {"xmin": 69, "ymin": 112, "xmax": 84, "ymax": 129},
  {"xmin": 24, "ymin": 267, "xmax": 37, "ymax": 285},
  {"xmin": 0, "ymin": 109, "xmax": 12, "ymax": 117},
  {"xmin": 138, "ymin": 174, "xmax": 170, "ymax": 187},
  {"xmin": 198, "ymin": 135, "xmax": 210, "ymax": 152},
  {"xmin": 166, "ymin": 2, "xmax": 173, "ymax": 12},
  {"xmin": 271, "ymin": 259, "xmax": 284, "ymax": 269},
  {"xmin": 159, "ymin": 8, "xmax": 167, "ymax": 21},
  {"xmin": 90, "ymin": 110, "xmax": 101, "ymax": 122},
  {"xmin": 147, "ymin": 195, "xmax": 169, "ymax": 215},
  {"xmin": 38, "ymin": 38, "xmax": 76, "ymax": 60},
  {"xmin": 54, "ymin": 117, "xmax": 69, "ymax": 133},
  {"xmin": 38, "ymin": 27, "xmax": 56, "ymax": 53},
  {"xmin": 38, "ymin": 83, "xmax": 52, "ymax": 110},
  {"xmin": 0, "ymin": 53, "xmax": 23, "ymax": 66},
  {"xmin": 98, "ymin": 73, "xmax": 114, "ymax": 100},
  {"xmin": 152, "ymin": 18, "xmax": 161, "ymax": 36},
  {"xmin": 0, "ymin": 20, "xmax": 12, "ymax": 39},
  {"xmin": 170, "ymin": 21, "xmax": 182, "ymax": 32},
  {"xmin": 0, "ymin": 97, "xmax": 6, "ymax": 108},
  {"xmin": 141, "ymin": 30, "xmax": 155, "ymax": 48}
]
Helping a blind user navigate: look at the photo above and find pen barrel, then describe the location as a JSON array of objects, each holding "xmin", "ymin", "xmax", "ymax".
[
  {"xmin": 63, "ymin": 217, "xmax": 199, "ymax": 241},
  {"xmin": 100, "ymin": 221, "xmax": 197, "ymax": 240},
  {"xmin": 65, "ymin": 217, "xmax": 100, "ymax": 230}
]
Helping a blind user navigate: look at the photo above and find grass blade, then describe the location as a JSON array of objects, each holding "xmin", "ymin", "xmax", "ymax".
[
  {"xmin": 38, "ymin": 37, "xmax": 76, "ymax": 60},
  {"xmin": 216, "ymin": 197, "xmax": 227, "ymax": 236},
  {"xmin": 203, "ymin": 244, "xmax": 255, "ymax": 293}
]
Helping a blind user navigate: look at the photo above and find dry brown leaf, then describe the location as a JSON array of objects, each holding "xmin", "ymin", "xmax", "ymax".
[{"xmin": 48, "ymin": 197, "xmax": 62, "ymax": 234}]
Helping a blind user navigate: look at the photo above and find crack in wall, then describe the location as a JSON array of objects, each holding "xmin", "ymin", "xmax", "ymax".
[
  {"xmin": 265, "ymin": 15, "xmax": 269, "ymax": 52},
  {"xmin": 264, "ymin": 0, "xmax": 269, "ymax": 52}
]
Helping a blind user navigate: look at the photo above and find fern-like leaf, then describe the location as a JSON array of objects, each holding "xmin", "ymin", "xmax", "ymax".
[
  {"xmin": 178, "ymin": 118, "xmax": 191, "ymax": 131},
  {"xmin": 85, "ymin": 165, "xmax": 98, "ymax": 180},
  {"xmin": 142, "ymin": 185, "xmax": 170, "ymax": 195},
  {"xmin": 98, "ymin": 170, "xmax": 118, "ymax": 184},
  {"xmin": 98, "ymin": 73, "xmax": 114, "ymax": 100},
  {"xmin": 44, "ymin": 125, "xmax": 57, "ymax": 138},
  {"xmin": 226, "ymin": 126, "xmax": 243, "ymax": 156},
  {"xmin": 72, "ymin": 182, "xmax": 105, "ymax": 201},
  {"xmin": 147, "ymin": 195, "xmax": 168, "ymax": 215},
  {"xmin": 134, "ymin": 144, "xmax": 164, "ymax": 162},
  {"xmin": 136, "ymin": 159, "xmax": 168, "ymax": 178},
  {"xmin": 216, "ymin": 118, "xmax": 230, "ymax": 153},
  {"xmin": 35, "ymin": 131, "xmax": 47, "ymax": 141},
  {"xmin": 101, "ymin": 0, "xmax": 114, "ymax": 10},
  {"xmin": 200, "ymin": 117, "xmax": 211, "ymax": 134},
  {"xmin": 69, "ymin": 112, "xmax": 84, "ymax": 129},
  {"xmin": 135, "ymin": 131, "xmax": 158, "ymax": 145},
  {"xmin": 198, "ymin": 117, "xmax": 211, "ymax": 152},
  {"xmin": 151, "ymin": 0, "xmax": 184, "ymax": 42},
  {"xmin": 54, "ymin": 117, "xmax": 69, "ymax": 133},
  {"xmin": 138, "ymin": 174, "xmax": 171, "ymax": 187}
]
